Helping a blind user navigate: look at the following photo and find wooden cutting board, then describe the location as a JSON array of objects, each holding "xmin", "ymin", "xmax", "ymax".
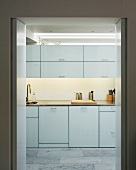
[{"xmin": 71, "ymin": 100, "xmax": 97, "ymax": 104}]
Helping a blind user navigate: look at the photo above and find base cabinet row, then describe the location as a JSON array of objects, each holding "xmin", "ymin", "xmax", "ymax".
[{"xmin": 26, "ymin": 106, "xmax": 115, "ymax": 148}]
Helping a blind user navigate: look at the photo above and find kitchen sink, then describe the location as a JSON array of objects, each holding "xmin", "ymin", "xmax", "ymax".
[
  {"xmin": 71, "ymin": 100, "xmax": 97, "ymax": 104},
  {"xmin": 26, "ymin": 101, "xmax": 38, "ymax": 104}
]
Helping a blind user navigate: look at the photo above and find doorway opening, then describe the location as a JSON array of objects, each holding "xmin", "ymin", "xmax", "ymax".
[{"xmin": 11, "ymin": 17, "xmax": 127, "ymax": 170}]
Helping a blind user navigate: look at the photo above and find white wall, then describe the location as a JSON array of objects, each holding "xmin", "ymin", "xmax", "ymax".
[{"xmin": 26, "ymin": 78, "xmax": 115, "ymax": 100}]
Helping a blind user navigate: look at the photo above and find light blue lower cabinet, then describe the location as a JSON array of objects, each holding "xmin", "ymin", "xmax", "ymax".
[
  {"xmin": 26, "ymin": 106, "xmax": 39, "ymax": 148},
  {"xmin": 26, "ymin": 105, "xmax": 115, "ymax": 148},
  {"xmin": 100, "ymin": 111, "xmax": 116, "ymax": 147},
  {"xmin": 69, "ymin": 106, "xmax": 99, "ymax": 147},
  {"xmin": 39, "ymin": 106, "xmax": 68, "ymax": 147},
  {"xmin": 26, "ymin": 118, "xmax": 38, "ymax": 147}
]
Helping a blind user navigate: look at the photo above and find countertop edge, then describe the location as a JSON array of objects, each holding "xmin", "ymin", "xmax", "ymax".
[{"xmin": 26, "ymin": 100, "xmax": 115, "ymax": 106}]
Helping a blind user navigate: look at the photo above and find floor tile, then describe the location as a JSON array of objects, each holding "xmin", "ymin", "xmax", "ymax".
[{"xmin": 26, "ymin": 148, "xmax": 115, "ymax": 170}]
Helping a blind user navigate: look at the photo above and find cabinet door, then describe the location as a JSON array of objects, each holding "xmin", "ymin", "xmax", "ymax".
[
  {"xmin": 84, "ymin": 45, "xmax": 115, "ymax": 61},
  {"xmin": 26, "ymin": 118, "xmax": 38, "ymax": 147},
  {"xmin": 84, "ymin": 45, "xmax": 99, "ymax": 61},
  {"xmin": 84, "ymin": 62, "xmax": 115, "ymax": 78},
  {"xmin": 41, "ymin": 45, "xmax": 83, "ymax": 61},
  {"xmin": 98, "ymin": 45, "xmax": 115, "ymax": 61},
  {"xmin": 26, "ymin": 106, "xmax": 38, "ymax": 117},
  {"xmin": 26, "ymin": 62, "xmax": 40, "ymax": 78},
  {"xmin": 39, "ymin": 106, "xmax": 68, "ymax": 143},
  {"xmin": 26, "ymin": 45, "xmax": 40, "ymax": 61},
  {"xmin": 100, "ymin": 111, "xmax": 115, "ymax": 147},
  {"xmin": 69, "ymin": 106, "xmax": 98, "ymax": 147},
  {"xmin": 41, "ymin": 62, "xmax": 83, "ymax": 78}
]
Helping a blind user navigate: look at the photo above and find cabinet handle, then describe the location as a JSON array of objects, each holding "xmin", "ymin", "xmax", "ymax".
[
  {"xmin": 111, "ymin": 132, "xmax": 115, "ymax": 134},
  {"xmin": 51, "ymin": 107, "xmax": 57, "ymax": 110},
  {"xmin": 102, "ymin": 59, "xmax": 108, "ymax": 61},
  {"xmin": 59, "ymin": 59, "xmax": 65, "ymax": 61},
  {"xmin": 102, "ymin": 76, "xmax": 108, "ymax": 78},
  {"xmin": 59, "ymin": 76, "xmax": 65, "ymax": 78},
  {"xmin": 81, "ymin": 107, "xmax": 87, "ymax": 110}
]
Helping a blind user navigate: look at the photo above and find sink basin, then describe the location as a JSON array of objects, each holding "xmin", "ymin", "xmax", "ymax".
[
  {"xmin": 26, "ymin": 101, "xmax": 38, "ymax": 104},
  {"xmin": 71, "ymin": 100, "xmax": 97, "ymax": 104}
]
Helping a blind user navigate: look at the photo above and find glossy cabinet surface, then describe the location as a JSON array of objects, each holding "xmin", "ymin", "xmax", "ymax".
[
  {"xmin": 26, "ymin": 45, "xmax": 116, "ymax": 78},
  {"xmin": 41, "ymin": 45, "xmax": 83, "ymax": 61},
  {"xmin": 84, "ymin": 45, "xmax": 115, "ymax": 61},
  {"xmin": 84, "ymin": 62, "xmax": 115, "ymax": 78},
  {"xmin": 100, "ymin": 111, "xmax": 115, "ymax": 147},
  {"xmin": 26, "ymin": 118, "xmax": 38, "ymax": 147},
  {"xmin": 26, "ymin": 107, "xmax": 38, "ymax": 147},
  {"xmin": 41, "ymin": 62, "xmax": 83, "ymax": 78},
  {"xmin": 69, "ymin": 106, "xmax": 98, "ymax": 147},
  {"xmin": 26, "ymin": 62, "xmax": 40, "ymax": 78},
  {"xmin": 26, "ymin": 45, "xmax": 40, "ymax": 61},
  {"xmin": 39, "ymin": 106, "xmax": 68, "ymax": 143}
]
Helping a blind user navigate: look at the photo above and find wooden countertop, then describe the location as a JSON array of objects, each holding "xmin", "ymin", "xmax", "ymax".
[{"xmin": 26, "ymin": 100, "xmax": 115, "ymax": 106}]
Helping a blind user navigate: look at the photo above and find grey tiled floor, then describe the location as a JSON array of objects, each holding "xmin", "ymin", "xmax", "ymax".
[{"xmin": 26, "ymin": 148, "xmax": 115, "ymax": 170}]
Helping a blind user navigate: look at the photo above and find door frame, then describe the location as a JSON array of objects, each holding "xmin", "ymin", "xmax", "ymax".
[{"xmin": 10, "ymin": 17, "xmax": 127, "ymax": 170}]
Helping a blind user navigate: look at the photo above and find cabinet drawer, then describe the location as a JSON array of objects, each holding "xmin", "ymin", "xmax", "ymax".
[
  {"xmin": 26, "ymin": 107, "xmax": 38, "ymax": 117},
  {"xmin": 99, "ymin": 106, "xmax": 115, "ymax": 112}
]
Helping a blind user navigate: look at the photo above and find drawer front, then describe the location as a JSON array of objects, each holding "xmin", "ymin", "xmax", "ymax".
[
  {"xmin": 99, "ymin": 106, "xmax": 115, "ymax": 112},
  {"xmin": 26, "ymin": 106, "xmax": 38, "ymax": 117}
]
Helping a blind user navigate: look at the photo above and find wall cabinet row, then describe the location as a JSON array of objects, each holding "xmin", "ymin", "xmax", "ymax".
[
  {"xmin": 26, "ymin": 45, "xmax": 116, "ymax": 78},
  {"xmin": 26, "ymin": 106, "xmax": 115, "ymax": 148},
  {"xmin": 26, "ymin": 62, "xmax": 115, "ymax": 78},
  {"xmin": 26, "ymin": 45, "xmax": 115, "ymax": 62}
]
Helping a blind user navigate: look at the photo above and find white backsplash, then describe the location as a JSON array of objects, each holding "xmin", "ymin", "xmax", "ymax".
[{"xmin": 26, "ymin": 78, "xmax": 115, "ymax": 101}]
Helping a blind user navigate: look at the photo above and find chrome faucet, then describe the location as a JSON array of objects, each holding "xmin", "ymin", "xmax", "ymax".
[{"xmin": 26, "ymin": 84, "xmax": 31, "ymax": 102}]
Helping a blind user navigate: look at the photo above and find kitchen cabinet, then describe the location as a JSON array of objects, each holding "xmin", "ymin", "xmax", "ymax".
[
  {"xmin": 39, "ymin": 106, "xmax": 68, "ymax": 146},
  {"xmin": 84, "ymin": 62, "xmax": 115, "ymax": 78},
  {"xmin": 69, "ymin": 106, "xmax": 98, "ymax": 147},
  {"xmin": 41, "ymin": 45, "xmax": 83, "ymax": 61},
  {"xmin": 26, "ymin": 62, "xmax": 40, "ymax": 78},
  {"xmin": 99, "ymin": 106, "xmax": 116, "ymax": 147},
  {"xmin": 41, "ymin": 62, "xmax": 83, "ymax": 78},
  {"xmin": 84, "ymin": 45, "xmax": 115, "ymax": 61},
  {"xmin": 26, "ymin": 107, "xmax": 38, "ymax": 147},
  {"xmin": 26, "ymin": 45, "xmax": 40, "ymax": 61}
]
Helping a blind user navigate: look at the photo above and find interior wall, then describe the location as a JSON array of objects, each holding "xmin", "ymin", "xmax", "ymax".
[
  {"xmin": 1, "ymin": 0, "xmax": 136, "ymax": 170},
  {"xmin": 26, "ymin": 78, "xmax": 115, "ymax": 100}
]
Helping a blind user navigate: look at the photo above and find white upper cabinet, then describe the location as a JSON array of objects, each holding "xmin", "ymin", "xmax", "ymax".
[
  {"xmin": 26, "ymin": 62, "xmax": 40, "ymax": 78},
  {"xmin": 26, "ymin": 45, "xmax": 40, "ymax": 61},
  {"xmin": 41, "ymin": 62, "xmax": 83, "ymax": 78},
  {"xmin": 84, "ymin": 62, "xmax": 115, "ymax": 78},
  {"xmin": 41, "ymin": 45, "xmax": 83, "ymax": 61},
  {"xmin": 84, "ymin": 45, "xmax": 115, "ymax": 61}
]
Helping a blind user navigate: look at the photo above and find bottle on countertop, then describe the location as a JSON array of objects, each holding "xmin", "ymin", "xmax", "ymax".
[
  {"xmin": 89, "ymin": 91, "xmax": 94, "ymax": 100},
  {"xmin": 32, "ymin": 92, "xmax": 36, "ymax": 102}
]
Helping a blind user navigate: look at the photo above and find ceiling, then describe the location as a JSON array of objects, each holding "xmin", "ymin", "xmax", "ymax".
[
  {"xmin": 20, "ymin": 17, "xmax": 120, "ymax": 44},
  {"xmin": 20, "ymin": 17, "xmax": 119, "ymax": 33}
]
